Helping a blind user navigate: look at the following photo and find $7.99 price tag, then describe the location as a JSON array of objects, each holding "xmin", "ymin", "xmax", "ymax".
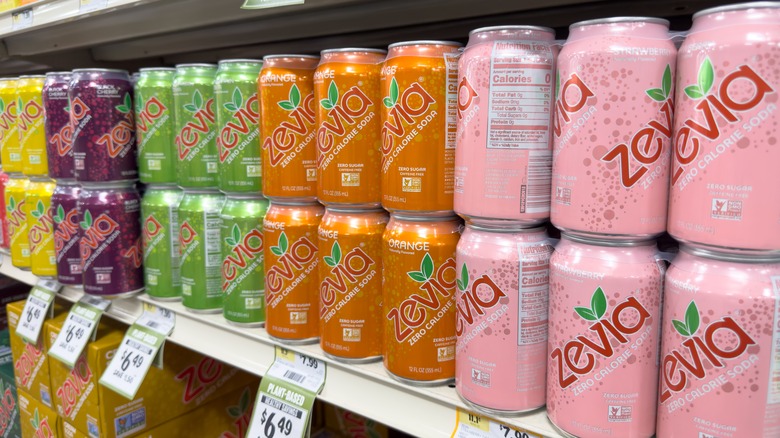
[
  {"xmin": 15, "ymin": 280, "xmax": 60, "ymax": 344},
  {"xmin": 451, "ymin": 409, "xmax": 542, "ymax": 438},
  {"xmin": 246, "ymin": 347, "xmax": 326, "ymax": 438},
  {"xmin": 48, "ymin": 295, "xmax": 110, "ymax": 367},
  {"xmin": 98, "ymin": 310, "xmax": 174, "ymax": 400}
]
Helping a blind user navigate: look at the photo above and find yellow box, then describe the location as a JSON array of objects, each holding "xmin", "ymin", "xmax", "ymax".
[
  {"xmin": 18, "ymin": 389, "xmax": 63, "ymax": 438},
  {"xmin": 322, "ymin": 402, "xmax": 389, "ymax": 438},
  {"xmin": 0, "ymin": 0, "xmax": 13, "ymax": 13},
  {"xmin": 47, "ymin": 314, "xmax": 257, "ymax": 438},
  {"xmin": 7, "ymin": 300, "xmax": 61, "ymax": 408}
]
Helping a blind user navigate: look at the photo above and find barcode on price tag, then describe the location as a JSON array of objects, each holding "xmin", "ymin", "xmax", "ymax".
[
  {"xmin": 11, "ymin": 8, "xmax": 33, "ymax": 31},
  {"xmin": 450, "ymin": 409, "xmax": 542, "ymax": 438},
  {"xmin": 265, "ymin": 347, "xmax": 325, "ymax": 393},
  {"xmin": 48, "ymin": 296, "xmax": 110, "ymax": 367},
  {"xmin": 15, "ymin": 282, "xmax": 57, "ymax": 344}
]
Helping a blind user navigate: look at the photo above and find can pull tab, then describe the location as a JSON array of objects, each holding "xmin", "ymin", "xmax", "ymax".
[
  {"xmin": 669, "ymin": 31, "xmax": 689, "ymax": 49},
  {"xmin": 547, "ymin": 237, "xmax": 561, "ymax": 249},
  {"xmin": 654, "ymin": 250, "xmax": 676, "ymax": 274}
]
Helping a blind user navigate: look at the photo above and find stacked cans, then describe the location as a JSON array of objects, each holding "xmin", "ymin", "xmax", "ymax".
[{"xmin": 453, "ymin": 27, "xmax": 556, "ymax": 411}]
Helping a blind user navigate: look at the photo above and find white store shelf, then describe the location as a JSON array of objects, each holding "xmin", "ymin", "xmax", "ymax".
[{"xmin": 0, "ymin": 253, "xmax": 563, "ymax": 437}]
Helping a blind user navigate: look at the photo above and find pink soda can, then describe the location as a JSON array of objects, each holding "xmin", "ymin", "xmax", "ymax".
[
  {"xmin": 454, "ymin": 26, "xmax": 556, "ymax": 226},
  {"xmin": 669, "ymin": 3, "xmax": 780, "ymax": 253},
  {"xmin": 658, "ymin": 245, "xmax": 780, "ymax": 437},
  {"xmin": 43, "ymin": 72, "xmax": 74, "ymax": 179},
  {"xmin": 551, "ymin": 17, "xmax": 676, "ymax": 239},
  {"xmin": 455, "ymin": 223, "xmax": 552, "ymax": 414},
  {"xmin": 70, "ymin": 69, "xmax": 138, "ymax": 182},
  {"xmin": 547, "ymin": 234, "xmax": 663, "ymax": 438}
]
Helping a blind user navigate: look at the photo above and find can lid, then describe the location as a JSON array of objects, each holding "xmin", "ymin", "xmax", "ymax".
[
  {"xmin": 320, "ymin": 48, "xmax": 388, "ymax": 55},
  {"xmin": 269, "ymin": 198, "xmax": 320, "ymax": 206},
  {"xmin": 468, "ymin": 25, "xmax": 555, "ymax": 36},
  {"xmin": 325, "ymin": 205, "xmax": 385, "ymax": 214},
  {"xmin": 146, "ymin": 183, "xmax": 180, "ymax": 189},
  {"xmin": 218, "ymin": 59, "xmax": 263, "ymax": 64},
  {"xmin": 55, "ymin": 178, "xmax": 79, "ymax": 186},
  {"xmin": 72, "ymin": 68, "xmax": 129, "ymax": 74},
  {"xmin": 45, "ymin": 71, "xmax": 71, "ymax": 76},
  {"xmin": 28, "ymin": 176, "xmax": 54, "ymax": 183},
  {"xmin": 18, "ymin": 75, "xmax": 46, "ymax": 79},
  {"xmin": 224, "ymin": 192, "xmax": 266, "ymax": 199},
  {"xmin": 693, "ymin": 1, "xmax": 780, "ymax": 19},
  {"xmin": 175, "ymin": 63, "xmax": 218, "ymax": 69},
  {"xmin": 390, "ymin": 212, "xmax": 461, "ymax": 222},
  {"xmin": 570, "ymin": 16, "xmax": 670, "ymax": 30},
  {"xmin": 262, "ymin": 54, "xmax": 320, "ymax": 60},
  {"xmin": 387, "ymin": 40, "xmax": 463, "ymax": 49},
  {"xmin": 139, "ymin": 67, "xmax": 176, "ymax": 72},
  {"xmin": 465, "ymin": 222, "xmax": 547, "ymax": 234},
  {"xmin": 681, "ymin": 244, "xmax": 780, "ymax": 263},
  {"xmin": 181, "ymin": 187, "xmax": 222, "ymax": 194},
  {"xmin": 0, "ymin": 77, "xmax": 17, "ymax": 81},
  {"xmin": 6, "ymin": 172, "xmax": 25, "ymax": 178},
  {"xmin": 561, "ymin": 232, "xmax": 656, "ymax": 247},
  {"xmin": 81, "ymin": 181, "xmax": 137, "ymax": 189}
]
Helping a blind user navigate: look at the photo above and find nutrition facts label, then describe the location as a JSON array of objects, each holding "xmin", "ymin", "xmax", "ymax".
[
  {"xmin": 517, "ymin": 242, "xmax": 551, "ymax": 346},
  {"xmin": 770, "ymin": 276, "xmax": 780, "ymax": 403},
  {"xmin": 444, "ymin": 52, "xmax": 460, "ymax": 150},
  {"xmin": 488, "ymin": 41, "xmax": 554, "ymax": 150}
]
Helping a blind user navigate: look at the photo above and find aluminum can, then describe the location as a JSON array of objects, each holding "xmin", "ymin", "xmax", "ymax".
[
  {"xmin": 70, "ymin": 69, "xmax": 137, "ymax": 182},
  {"xmin": 669, "ymin": 3, "xmax": 780, "ymax": 253},
  {"xmin": 314, "ymin": 49, "xmax": 385, "ymax": 207},
  {"xmin": 318, "ymin": 207, "xmax": 387, "ymax": 362},
  {"xmin": 78, "ymin": 182, "xmax": 143, "ymax": 297},
  {"xmin": 135, "ymin": 67, "xmax": 177, "ymax": 184},
  {"xmin": 215, "ymin": 59, "xmax": 263, "ymax": 193},
  {"xmin": 17, "ymin": 75, "xmax": 47, "ymax": 176},
  {"xmin": 382, "ymin": 214, "xmax": 461, "ymax": 385},
  {"xmin": 5, "ymin": 174, "xmax": 29, "ymax": 269},
  {"xmin": 43, "ymin": 72, "xmax": 74, "ymax": 179},
  {"xmin": 551, "ymin": 18, "xmax": 676, "ymax": 239},
  {"xmin": 141, "ymin": 185, "xmax": 183, "ymax": 301},
  {"xmin": 259, "ymin": 55, "xmax": 319, "ymax": 201},
  {"xmin": 455, "ymin": 224, "xmax": 552, "ymax": 414},
  {"xmin": 547, "ymin": 234, "xmax": 663, "ymax": 438},
  {"xmin": 220, "ymin": 194, "xmax": 269, "ymax": 326},
  {"xmin": 380, "ymin": 41, "xmax": 462, "ymax": 214},
  {"xmin": 454, "ymin": 27, "xmax": 555, "ymax": 226},
  {"xmin": 179, "ymin": 189, "xmax": 225, "ymax": 312},
  {"xmin": 52, "ymin": 180, "xmax": 82, "ymax": 286},
  {"xmin": 173, "ymin": 64, "xmax": 219, "ymax": 187},
  {"xmin": 0, "ymin": 78, "xmax": 21, "ymax": 173},
  {"xmin": 0, "ymin": 168, "xmax": 8, "ymax": 250},
  {"xmin": 27, "ymin": 177, "xmax": 56, "ymax": 278},
  {"xmin": 264, "ymin": 201, "xmax": 323, "ymax": 343},
  {"xmin": 657, "ymin": 245, "xmax": 780, "ymax": 437}
]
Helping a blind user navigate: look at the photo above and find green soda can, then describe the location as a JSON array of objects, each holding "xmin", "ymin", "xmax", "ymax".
[
  {"xmin": 215, "ymin": 59, "xmax": 263, "ymax": 192},
  {"xmin": 220, "ymin": 194, "xmax": 269, "ymax": 326},
  {"xmin": 173, "ymin": 64, "xmax": 218, "ymax": 188},
  {"xmin": 178, "ymin": 188, "xmax": 225, "ymax": 312},
  {"xmin": 141, "ymin": 184, "xmax": 183, "ymax": 300},
  {"xmin": 135, "ymin": 68, "xmax": 177, "ymax": 184}
]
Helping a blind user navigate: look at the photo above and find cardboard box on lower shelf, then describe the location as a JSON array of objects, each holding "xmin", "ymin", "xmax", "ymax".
[
  {"xmin": 46, "ymin": 313, "xmax": 258, "ymax": 438},
  {"xmin": 19, "ymin": 389, "xmax": 62, "ymax": 438},
  {"xmin": 0, "ymin": 349, "xmax": 21, "ymax": 438}
]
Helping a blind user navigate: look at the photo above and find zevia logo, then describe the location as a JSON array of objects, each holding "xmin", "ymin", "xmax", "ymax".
[
  {"xmin": 659, "ymin": 301, "xmax": 755, "ymax": 403},
  {"xmin": 0, "ymin": 98, "xmax": 17, "ymax": 142},
  {"xmin": 96, "ymin": 94, "xmax": 135, "ymax": 158},
  {"xmin": 456, "ymin": 76, "xmax": 478, "ymax": 120},
  {"xmin": 50, "ymin": 104, "xmax": 73, "ymax": 157},
  {"xmin": 79, "ymin": 210, "xmax": 120, "ymax": 264},
  {"xmin": 123, "ymin": 237, "xmax": 143, "ymax": 269},
  {"xmin": 266, "ymin": 231, "xmax": 318, "ymax": 301},
  {"xmin": 136, "ymin": 95, "xmax": 168, "ymax": 142},
  {"xmin": 5, "ymin": 197, "xmax": 25, "ymax": 236},
  {"xmin": 176, "ymin": 90, "xmax": 216, "ymax": 160},
  {"xmin": 56, "ymin": 355, "xmax": 92, "ymax": 418},
  {"xmin": 14, "ymin": 342, "xmax": 42, "ymax": 388},
  {"xmin": 69, "ymin": 97, "xmax": 91, "ymax": 140},
  {"xmin": 672, "ymin": 58, "xmax": 775, "ymax": 186},
  {"xmin": 263, "ymin": 84, "xmax": 316, "ymax": 167},
  {"xmin": 53, "ymin": 204, "xmax": 79, "ymax": 253},
  {"xmin": 387, "ymin": 253, "xmax": 456, "ymax": 343},
  {"xmin": 0, "ymin": 380, "xmax": 16, "ymax": 435},
  {"xmin": 317, "ymin": 80, "xmax": 373, "ymax": 166},
  {"xmin": 550, "ymin": 287, "xmax": 651, "ymax": 388},
  {"xmin": 381, "ymin": 77, "xmax": 436, "ymax": 171},
  {"xmin": 220, "ymin": 388, "xmax": 252, "ymax": 438},
  {"xmin": 17, "ymin": 97, "xmax": 43, "ymax": 132},
  {"xmin": 218, "ymin": 88, "xmax": 259, "ymax": 162},
  {"xmin": 175, "ymin": 356, "xmax": 222, "ymax": 404},
  {"xmin": 142, "ymin": 215, "xmax": 164, "ymax": 252},
  {"xmin": 29, "ymin": 408, "xmax": 54, "ymax": 438},
  {"xmin": 319, "ymin": 241, "xmax": 375, "ymax": 314},
  {"xmin": 454, "ymin": 263, "xmax": 506, "ymax": 336},
  {"xmin": 222, "ymin": 224, "xmax": 264, "ymax": 291},
  {"xmin": 29, "ymin": 200, "xmax": 54, "ymax": 252},
  {"xmin": 179, "ymin": 221, "xmax": 199, "ymax": 259}
]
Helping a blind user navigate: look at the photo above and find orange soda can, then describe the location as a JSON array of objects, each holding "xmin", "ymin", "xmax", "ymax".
[
  {"xmin": 5, "ymin": 174, "xmax": 30, "ymax": 269},
  {"xmin": 314, "ymin": 48, "xmax": 386, "ymax": 207},
  {"xmin": 26, "ymin": 177, "xmax": 56, "ymax": 277},
  {"xmin": 382, "ymin": 213, "xmax": 461, "ymax": 385},
  {"xmin": 380, "ymin": 41, "xmax": 462, "ymax": 214},
  {"xmin": 318, "ymin": 207, "xmax": 387, "ymax": 362},
  {"xmin": 16, "ymin": 75, "xmax": 48, "ymax": 176},
  {"xmin": 0, "ymin": 78, "xmax": 22, "ymax": 173},
  {"xmin": 264, "ymin": 200, "xmax": 323, "ymax": 343},
  {"xmin": 259, "ymin": 55, "xmax": 319, "ymax": 201}
]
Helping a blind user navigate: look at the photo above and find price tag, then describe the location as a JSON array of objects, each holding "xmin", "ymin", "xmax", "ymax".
[
  {"xmin": 79, "ymin": 0, "xmax": 109, "ymax": 13},
  {"xmin": 11, "ymin": 8, "xmax": 33, "ymax": 31},
  {"xmin": 48, "ymin": 296, "xmax": 110, "ymax": 367},
  {"xmin": 98, "ymin": 310, "xmax": 174, "ymax": 400},
  {"xmin": 246, "ymin": 347, "xmax": 326, "ymax": 438},
  {"xmin": 451, "ymin": 409, "xmax": 542, "ymax": 438},
  {"xmin": 241, "ymin": 0, "xmax": 304, "ymax": 9},
  {"xmin": 142, "ymin": 302, "xmax": 176, "ymax": 327},
  {"xmin": 15, "ymin": 280, "xmax": 60, "ymax": 344}
]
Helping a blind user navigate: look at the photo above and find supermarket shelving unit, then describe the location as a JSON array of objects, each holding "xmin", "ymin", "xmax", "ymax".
[{"xmin": 0, "ymin": 0, "xmax": 738, "ymax": 436}]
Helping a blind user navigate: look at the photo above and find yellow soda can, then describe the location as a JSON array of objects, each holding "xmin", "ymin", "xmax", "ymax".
[
  {"xmin": 5, "ymin": 174, "xmax": 30, "ymax": 269},
  {"xmin": 0, "ymin": 78, "xmax": 21, "ymax": 173},
  {"xmin": 16, "ymin": 75, "xmax": 47, "ymax": 176},
  {"xmin": 27, "ymin": 177, "xmax": 56, "ymax": 277}
]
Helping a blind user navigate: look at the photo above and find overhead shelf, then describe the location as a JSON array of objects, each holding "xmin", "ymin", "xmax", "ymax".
[{"xmin": 0, "ymin": 253, "xmax": 563, "ymax": 438}]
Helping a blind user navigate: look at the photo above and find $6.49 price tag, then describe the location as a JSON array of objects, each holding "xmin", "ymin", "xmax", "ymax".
[
  {"xmin": 16, "ymin": 280, "xmax": 60, "ymax": 344},
  {"xmin": 451, "ymin": 409, "xmax": 542, "ymax": 438},
  {"xmin": 48, "ymin": 295, "xmax": 110, "ymax": 367}
]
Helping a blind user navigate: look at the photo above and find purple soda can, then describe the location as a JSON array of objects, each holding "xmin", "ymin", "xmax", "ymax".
[
  {"xmin": 78, "ymin": 181, "xmax": 144, "ymax": 297},
  {"xmin": 43, "ymin": 72, "xmax": 74, "ymax": 179},
  {"xmin": 70, "ymin": 69, "xmax": 138, "ymax": 182},
  {"xmin": 52, "ymin": 180, "xmax": 82, "ymax": 286}
]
